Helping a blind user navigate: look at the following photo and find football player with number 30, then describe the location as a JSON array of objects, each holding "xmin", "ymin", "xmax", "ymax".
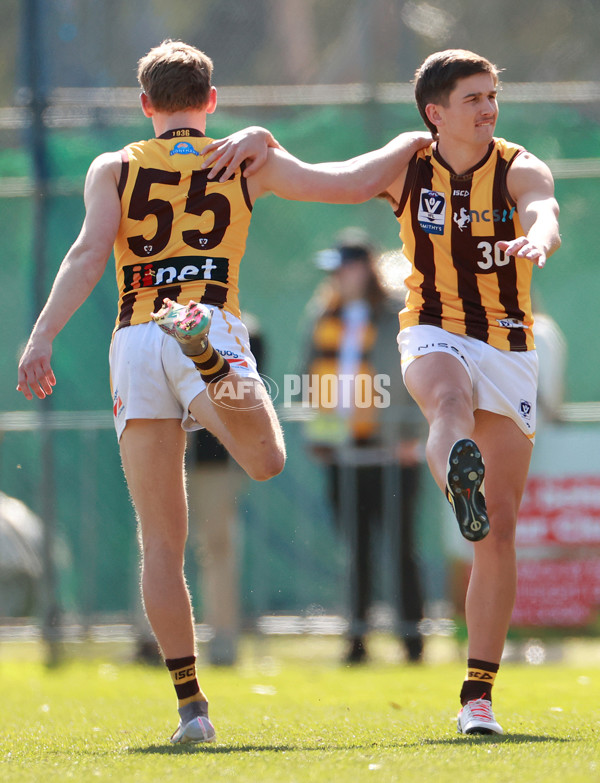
[{"xmin": 202, "ymin": 49, "xmax": 561, "ymax": 736}]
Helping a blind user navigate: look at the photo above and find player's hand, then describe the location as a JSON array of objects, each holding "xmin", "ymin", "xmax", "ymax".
[
  {"xmin": 407, "ymin": 130, "xmax": 435, "ymax": 149},
  {"xmin": 496, "ymin": 236, "xmax": 547, "ymax": 268},
  {"xmin": 201, "ymin": 126, "xmax": 282, "ymax": 182},
  {"xmin": 17, "ymin": 337, "xmax": 56, "ymax": 400}
]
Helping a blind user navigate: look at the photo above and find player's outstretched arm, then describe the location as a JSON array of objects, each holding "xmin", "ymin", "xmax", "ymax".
[
  {"xmin": 17, "ymin": 152, "xmax": 122, "ymax": 400},
  {"xmin": 500, "ymin": 152, "xmax": 561, "ymax": 269},
  {"xmin": 202, "ymin": 126, "xmax": 431, "ymax": 201},
  {"xmin": 237, "ymin": 130, "xmax": 430, "ymax": 205},
  {"xmin": 202, "ymin": 126, "xmax": 284, "ymax": 182}
]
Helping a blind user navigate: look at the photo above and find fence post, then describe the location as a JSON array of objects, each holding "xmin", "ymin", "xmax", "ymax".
[{"xmin": 22, "ymin": 0, "xmax": 62, "ymax": 666}]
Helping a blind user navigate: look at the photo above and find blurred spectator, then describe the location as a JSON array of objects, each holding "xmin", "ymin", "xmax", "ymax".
[
  {"xmin": 186, "ymin": 432, "xmax": 244, "ymax": 666},
  {"xmin": 301, "ymin": 228, "xmax": 426, "ymax": 663},
  {"xmin": 532, "ymin": 304, "xmax": 568, "ymax": 422}
]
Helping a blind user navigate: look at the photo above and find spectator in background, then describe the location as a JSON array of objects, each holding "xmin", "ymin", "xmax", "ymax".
[
  {"xmin": 532, "ymin": 302, "xmax": 567, "ymax": 422},
  {"xmin": 301, "ymin": 228, "xmax": 426, "ymax": 663},
  {"xmin": 186, "ymin": 431, "xmax": 243, "ymax": 665},
  {"xmin": 187, "ymin": 314, "xmax": 265, "ymax": 666}
]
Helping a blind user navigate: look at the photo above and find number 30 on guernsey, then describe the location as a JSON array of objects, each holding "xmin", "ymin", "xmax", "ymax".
[{"xmin": 476, "ymin": 240, "xmax": 510, "ymax": 270}]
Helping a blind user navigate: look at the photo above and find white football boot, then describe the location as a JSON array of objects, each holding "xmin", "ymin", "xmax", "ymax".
[
  {"xmin": 170, "ymin": 714, "xmax": 216, "ymax": 745},
  {"xmin": 457, "ymin": 698, "xmax": 504, "ymax": 735}
]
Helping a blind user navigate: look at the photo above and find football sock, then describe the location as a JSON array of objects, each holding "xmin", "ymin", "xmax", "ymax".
[
  {"xmin": 460, "ymin": 658, "xmax": 499, "ymax": 705},
  {"xmin": 165, "ymin": 655, "xmax": 209, "ymax": 723},
  {"xmin": 187, "ymin": 341, "xmax": 231, "ymax": 384}
]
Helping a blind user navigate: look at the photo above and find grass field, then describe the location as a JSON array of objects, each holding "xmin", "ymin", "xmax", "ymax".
[{"xmin": 1, "ymin": 634, "xmax": 599, "ymax": 782}]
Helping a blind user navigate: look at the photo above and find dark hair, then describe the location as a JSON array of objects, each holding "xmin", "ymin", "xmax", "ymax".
[
  {"xmin": 137, "ymin": 40, "xmax": 213, "ymax": 112},
  {"xmin": 336, "ymin": 247, "xmax": 386, "ymax": 308},
  {"xmin": 414, "ymin": 49, "xmax": 500, "ymax": 136}
]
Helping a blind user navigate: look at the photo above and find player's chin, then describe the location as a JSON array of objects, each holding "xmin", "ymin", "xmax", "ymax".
[{"xmin": 474, "ymin": 124, "xmax": 495, "ymax": 139}]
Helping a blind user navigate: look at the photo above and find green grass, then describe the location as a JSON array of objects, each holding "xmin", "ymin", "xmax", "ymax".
[{"xmin": 1, "ymin": 635, "xmax": 599, "ymax": 782}]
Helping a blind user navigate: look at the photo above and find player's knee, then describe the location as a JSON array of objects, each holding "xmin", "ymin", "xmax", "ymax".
[
  {"xmin": 438, "ymin": 387, "xmax": 471, "ymax": 413},
  {"xmin": 428, "ymin": 388, "xmax": 473, "ymax": 427},
  {"xmin": 142, "ymin": 528, "xmax": 187, "ymax": 564},
  {"xmin": 490, "ymin": 527, "xmax": 516, "ymax": 553},
  {"xmin": 487, "ymin": 504, "xmax": 518, "ymax": 550}
]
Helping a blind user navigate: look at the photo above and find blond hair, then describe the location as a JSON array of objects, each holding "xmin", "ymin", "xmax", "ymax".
[{"xmin": 137, "ymin": 40, "xmax": 213, "ymax": 113}]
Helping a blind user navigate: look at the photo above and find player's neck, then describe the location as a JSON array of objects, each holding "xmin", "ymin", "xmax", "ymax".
[
  {"xmin": 435, "ymin": 137, "xmax": 492, "ymax": 176},
  {"xmin": 152, "ymin": 109, "xmax": 207, "ymax": 138}
]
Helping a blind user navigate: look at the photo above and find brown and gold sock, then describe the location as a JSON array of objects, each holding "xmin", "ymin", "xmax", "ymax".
[
  {"xmin": 186, "ymin": 341, "xmax": 230, "ymax": 385},
  {"xmin": 460, "ymin": 658, "xmax": 499, "ymax": 705},
  {"xmin": 165, "ymin": 655, "xmax": 209, "ymax": 723}
]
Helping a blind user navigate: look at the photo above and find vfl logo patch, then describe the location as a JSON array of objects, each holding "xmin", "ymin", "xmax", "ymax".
[
  {"xmin": 170, "ymin": 141, "xmax": 200, "ymax": 157},
  {"xmin": 520, "ymin": 399, "xmax": 533, "ymax": 420},
  {"xmin": 123, "ymin": 255, "xmax": 229, "ymax": 292},
  {"xmin": 497, "ymin": 317, "xmax": 528, "ymax": 329},
  {"xmin": 418, "ymin": 189, "xmax": 446, "ymax": 235}
]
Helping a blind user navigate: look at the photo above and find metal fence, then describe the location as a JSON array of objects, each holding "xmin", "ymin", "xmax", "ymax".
[{"xmin": 2, "ymin": 0, "xmax": 600, "ymax": 657}]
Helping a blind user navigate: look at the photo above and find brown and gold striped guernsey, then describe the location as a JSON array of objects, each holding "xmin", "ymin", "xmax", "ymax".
[
  {"xmin": 395, "ymin": 138, "xmax": 534, "ymax": 351},
  {"xmin": 113, "ymin": 128, "xmax": 253, "ymax": 331}
]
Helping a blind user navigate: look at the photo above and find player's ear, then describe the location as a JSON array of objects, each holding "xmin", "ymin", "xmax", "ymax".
[
  {"xmin": 206, "ymin": 86, "xmax": 218, "ymax": 115},
  {"xmin": 140, "ymin": 92, "xmax": 154, "ymax": 118},
  {"xmin": 425, "ymin": 102, "xmax": 443, "ymax": 129}
]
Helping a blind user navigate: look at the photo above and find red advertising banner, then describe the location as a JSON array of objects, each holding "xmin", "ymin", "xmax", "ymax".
[
  {"xmin": 516, "ymin": 475, "xmax": 600, "ymax": 548},
  {"xmin": 512, "ymin": 558, "xmax": 600, "ymax": 626},
  {"xmin": 450, "ymin": 426, "xmax": 600, "ymax": 628}
]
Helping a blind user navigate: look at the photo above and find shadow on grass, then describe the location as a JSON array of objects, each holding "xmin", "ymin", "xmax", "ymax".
[
  {"xmin": 406, "ymin": 734, "xmax": 574, "ymax": 747},
  {"xmin": 130, "ymin": 741, "xmax": 423, "ymax": 755},
  {"xmin": 130, "ymin": 733, "xmax": 574, "ymax": 755},
  {"xmin": 131, "ymin": 744, "xmax": 308, "ymax": 755}
]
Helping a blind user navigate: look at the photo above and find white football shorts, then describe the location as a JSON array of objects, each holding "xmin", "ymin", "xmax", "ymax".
[
  {"xmin": 397, "ymin": 324, "xmax": 538, "ymax": 441},
  {"xmin": 109, "ymin": 307, "xmax": 262, "ymax": 440}
]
